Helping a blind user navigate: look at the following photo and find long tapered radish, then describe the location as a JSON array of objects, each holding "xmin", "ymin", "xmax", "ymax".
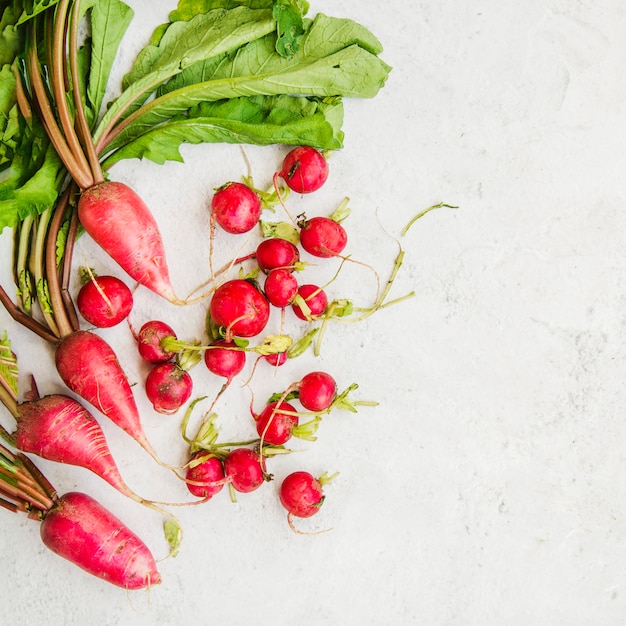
[
  {"xmin": 77, "ymin": 181, "xmax": 182, "ymax": 304},
  {"xmin": 54, "ymin": 330, "xmax": 162, "ymax": 464},
  {"xmin": 40, "ymin": 491, "xmax": 161, "ymax": 589},
  {"xmin": 14, "ymin": 394, "xmax": 146, "ymax": 501}
]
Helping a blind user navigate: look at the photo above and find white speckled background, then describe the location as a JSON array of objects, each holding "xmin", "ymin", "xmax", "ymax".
[{"xmin": 2, "ymin": 1, "xmax": 626, "ymax": 624}]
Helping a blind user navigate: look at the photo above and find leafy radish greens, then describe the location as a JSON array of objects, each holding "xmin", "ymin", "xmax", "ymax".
[{"xmin": 0, "ymin": 0, "xmax": 391, "ymax": 230}]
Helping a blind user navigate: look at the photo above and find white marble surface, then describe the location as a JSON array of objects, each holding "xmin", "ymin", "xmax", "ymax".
[{"xmin": 2, "ymin": 1, "xmax": 626, "ymax": 624}]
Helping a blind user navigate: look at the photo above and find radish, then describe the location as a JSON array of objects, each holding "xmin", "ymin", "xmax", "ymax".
[
  {"xmin": 224, "ymin": 447, "xmax": 265, "ymax": 493},
  {"xmin": 137, "ymin": 320, "xmax": 178, "ymax": 364},
  {"xmin": 209, "ymin": 279, "xmax": 270, "ymax": 339},
  {"xmin": 299, "ymin": 216, "xmax": 348, "ymax": 258},
  {"xmin": 145, "ymin": 362, "xmax": 193, "ymax": 414},
  {"xmin": 263, "ymin": 351, "xmax": 288, "ymax": 367},
  {"xmin": 253, "ymin": 400, "xmax": 320, "ymax": 446},
  {"xmin": 211, "ymin": 181, "xmax": 262, "ymax": 234},
  {"xmin": 292, "ymin": 284, "xmax": 328, "ymax": 321},
  {"xmin": 40, "ymin": 491, "xmax": 161, "ymax": 589},
  {"xmin": 185, "ymin": 451, "xmax": 226, "ymax": 500},
  {"xmin": 279, "ymin": 471, "xmax": 336, "ymax": 519},
  {"xmin": 264, "ymin": 268, "xmax": 299, "ymax": 308},
  {"xmin": 55, "ymin": 330, "xmax": 162, "ymax": 463},
  {"xmin": 0, "ymin": 442, "xmax": 160, "ymax": 589},
  {"xmin": 204, "ymin": 340, "xmax": 246, "ymax": 381},
  {"xmin": 76, "ymin": 274, "xmax": 133, "ymax": 328},
  {"xmin": 297, "ymin": 371, "xmax": 337, "ymax": 412},
  {"xmin": 275, "ymin": 146, "xmax": 329, "ymax": 194},
  {"xmin": 77, "ymin": 181, "xmax": 182, "ymax": 304},
  {"xmin": 256, "ymin": 238, "xmax": 300, "ymax": 273}
]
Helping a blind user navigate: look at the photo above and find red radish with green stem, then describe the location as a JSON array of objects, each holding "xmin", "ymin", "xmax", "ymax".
[
  {"xmin": 299, "ymin": 215, "xmax": 348, "ymax": 258},
  {"xmin": 264, "ymin": 268, "xmax": 299, "ymax": 308},
  {"xmin": 292, "ymin": 284, "xmax": 328, "ymax": 321},
  {"xmin": 145, "ymin": 362, "xmax": 193, "ymax": 415},
  {"xmin": 185, "ymin": 451, "xmax": 226, "ymax": 500},
  {"xmin": 279, "ymin": 470, "xmax": 337, "ymax": 519},
  {"xmin": 136, "ymin": 320, "xmax": 178, "ymax": 364},
  {"xmin": 224, "ymin": 447, "xmax": 266, "ymax": 494},
  {"xmin": 253, "ymin": 400, "xmax": 320, "ymax": 446},
  {"xmin": 209, "ymin": 279, "xmax": 270, "ymax": 339},
  {"xmin": 256, "ymin": 238, "xmax": 300, "ymax": 273},
  {"xmin": 211, "ymin": 181, "xmax": 262, "ymax": 234},
  {"xmin": 274, "ymin": 146, "xmax": 329, "ymax": 194},
  {"xmin": 76, "ymin": 272, "xmax": 133, "ymax": 328},
  {"xmin": 0, "ymin": 442, "xmax": 161, "ymax": 589},
  {"xmin": 297, "ymin": 371, "xmax": 337, "ymax": 412}
]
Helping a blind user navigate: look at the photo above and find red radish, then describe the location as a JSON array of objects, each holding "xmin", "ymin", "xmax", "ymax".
[
  {"xmin": 254, "ymin": 400, "xmax": 299, "ymax": 446},
  {"xmin": 264, "ymin": 268, "xmax": 298, "ymax": 308},
  {"xmin": 76, "ymin": 275, "xmax": 133, "ymax": 328},
  {"xmin": 279, "ymin": 471, "xmax": 330, "ymax": 518},
  {"xmin": 14, "ymin": 394, "xmax": 142, "ymax": 500},
  {"xmin": 275, "ymin": 146, "xmax": 329, "ymax": 194},
  {"xmin": 292, "ymin": 284, "xmax": 328, "ymax": 321},
  {"xmin": 256, "ymin": 238, "xmax": 300, "ymax": 273},
  {"xmin": 204, "ymin": 340, "xmax": 246, "ymax": 382},
  {"xmin": 263, "ymin": 351, "xmax": 288, "ymax": 367},
  {"xmin": 55, "ymin": 330, "xmax": 160, "ymax": 462},
  {"xmin": 145, "ymin": 362, "xmax": 193, "ymax": 414},
  {"xmin": 77, "ymin": 181, "xmax": 181, "ymax": 304},
  {"xmin": 224, "ymin": 448, "xmax": 265, "ymax": 493},
  {"xmin": 209, "ymin": 279, "xmax": 270, "ymax": 338},
  {"xmin": 40, "ymin": 491, "xmax": 161, "ymax": 589},
  {"xmin": 299, "ymin": 216, "xmax": 348, "ymax": 258},
  {"xmin": 137, "ymin": 320, "xmax": 178, "ymax": 364},
  {"xmin": 298, "ymin": 371, "xmax": 337, "ymax": 412},
  {"xmin": 211, "ymin": 181, "xmax": 262, "ymax": 234},
  {"xmin": 185, "ymin": 452, "xmax": 225, "ymax": 499}
]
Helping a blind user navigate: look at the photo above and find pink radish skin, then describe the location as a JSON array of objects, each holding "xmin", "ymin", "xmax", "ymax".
[
  {"xmin": 263, "ymin": 352, "xmax": 288, "ymax": 367},
  {"xmin": 254, "ymin": 400, "xmax": 299, "ymax": 446},
  {"xmin": 209, "ymin": 279, "xmax": 270, "ymax": 338},
  {"xmin": 264, "ymin": 269, "xmax": 298, "ymax": 308},
  {"xmin": 40, "ymin": 492, "xmax": 161, "ymax": 589},
  {"xmin": 137, "ymin": 320, "xmax": 177, "ymax": 364},
  {"xmin": 204, "ymin": 340, "xmax": 246, "ymax": 382},
  {"xmin": 256, "ymin": 238, "xmax": 300, "ymax": 273},
  {"xmin": 55, "ymin": 330, "xmax": 155, "ymax": 457},
  {"xmin": 298, "ymin": 371, "xmax": 337, "ymax": 412},
  {"xmin": 185, "ymin": 452, "xmax": 225, "ymax": 499},
  {"xmin": 299, "ymin": 216, "xmax": 347, "ymax": 258},
  {"xmin": 224, "ymin": 448, "xmax": 265, "ymax": 493},
  {"xmin": 211, "ymin": 182, "xmax": 262, "ymax": 234},
  {"xmin": 279, "ymin": 471, "xmax": 325, "ymax": 518},
  {"xmin": 77, "ymin": 181, "xmax": 180, "ymax": 303},
  {"xmin": 77, "ymin": 275, "xmax": 133, "ymax": 328},
  {"xmin": 15, "ymin": 395, "xmax": 137, "ymax": 498},
  {"xmin": 145, "ymin": 363, "xmax": 193, "ymax": 414},
  {"xmin": 277, "ymin": 147, "xmax": 329, "ymax": 194},
  {"xmin": 292, "ymin": 284, "xmax": 328, "ymax": 321}
]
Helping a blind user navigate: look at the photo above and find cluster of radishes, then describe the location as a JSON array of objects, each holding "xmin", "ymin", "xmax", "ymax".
[{"xmin": 74, "ymin": 146, "xmax": 362, "ymax": 526}]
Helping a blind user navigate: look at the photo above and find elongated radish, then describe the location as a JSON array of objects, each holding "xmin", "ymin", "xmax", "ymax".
[
  {"xmin": 77, "ymin": 181, "xmax": 182, "ymax": 304},
  {"xmin": 54, "ymin": 330, "xmax": 162, "ymax": 464},
  {"xmin": 40, "ymin": 491, "xmax": 161, "ymax": 589}
]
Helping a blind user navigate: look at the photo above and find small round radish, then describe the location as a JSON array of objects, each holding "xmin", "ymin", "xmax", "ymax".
[
  {"xmin": 299, "ymin": 216, "xmax": 347, "ymax": 258},
  {"xmin": 211, "ymin": 181, "xmax": 262, "ymax": 234},
  {"xmin": 204, "ymin": 340, "xmax": 246, "ymax": 382},
  {"xmin": 298, "ymin": 371, "xmax": 337, "ymax": 412},
  {"xmin": 279, "ymin": 471, "xmax": 326, "ymax": 518},
  {"xmin": 276, "ymin": 146, "xmax": 328, "ymax": 194},
  {"xmin": 292, "ymin": 284, "xmax": 328, "ymax": 321},
  {"xmin": 224, "ymin": 448, "xmax": 265, "ymax": 493},
  {"xmin": 264, "ymin": 268, "xmax": 298, "ymax": 308},
  {"xmin": 255, "ymin": 400, "xmax": 299, "ymax": 446},
  {"xmin": 185, "ymin": 452, "xmax": 225, "ymax": 499},
  {"xmin": 76, "ymin": 275, "xmax": 133, "ymax": 328},
  {"xmin": 137, "ymin": 320, "xmax": 177, "ymax": 364},
  {"xmin": 263, "ymin": 352, "xmax": 288, "ymax": 367},
  {"xmin": 256, "ymin": 238, "xmax": 300, "ymax": 273},
  {"xmin": 145, "ymin": 362, "xmax": 193, "ymax": 414},
  {"xmin": 209, "ymin": 279, "xmax": 270, "ymax": 338}
]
